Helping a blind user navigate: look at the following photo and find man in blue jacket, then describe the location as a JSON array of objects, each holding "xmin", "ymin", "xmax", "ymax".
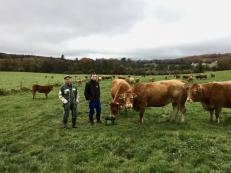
[{"xmin": 84, "ymin": 72, "xmax": 101, "ymax": 125}]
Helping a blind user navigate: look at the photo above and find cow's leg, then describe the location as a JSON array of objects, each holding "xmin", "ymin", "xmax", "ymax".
[
  {"xmin": 32, "ymin": 91, "xmax": 35, "ymax": 99},
  {"xmin": 45, "ymin": 93, "xmax": 48, "ymax": 99},
  {"xmin": 170, "ymin": 102, "xmax": 179, "ymax": 122},
  {"xmin": 209, "ymin": 109, "xmax": 214, "ymax": 122},
  {"xmin": 180, "ymin": 104, "xmax": 187, "ymax": 123},
  {"xmin": 124, "ymin": 107, "xmax": 128, "ymax": 115},
  {"xmin": 139, "ymin": 108, "xmax": 145, "ymax": 124},
  {"xmin": 215, "ymin": 108, "xmax": 222, "ymax": 124}
]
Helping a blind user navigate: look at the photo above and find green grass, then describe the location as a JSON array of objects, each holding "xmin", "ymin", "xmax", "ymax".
[{"xmin": 0, "ymin": 71, "xmax": 231, "ymax": 173}]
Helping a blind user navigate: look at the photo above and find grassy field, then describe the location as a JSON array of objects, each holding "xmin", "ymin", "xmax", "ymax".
[{"xmin": 0, "ymin": 71, "xmax": 231, "ymax": 173}]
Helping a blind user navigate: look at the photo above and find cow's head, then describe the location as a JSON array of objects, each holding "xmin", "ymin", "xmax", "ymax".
[
  {"xmin": 118, "ymin": 91, "xmax": 137, "ymax": 109},
  {"xmin": 49, "ymin": 85, "xmax": 54, "ymax": 91},
  {"xmin": 110, "ymin": 102, "xmax": 120, "ymax": 117},
  {"xmin": 187, "ymin": 83, "xmax": 203, "ymax": 102}
]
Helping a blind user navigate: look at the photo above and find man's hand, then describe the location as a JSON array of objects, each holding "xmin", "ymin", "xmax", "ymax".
[
  {"xmin": 61, "ymin": 98, "xmax": 68, "ymax": 104},
  {"xmin": 76, "ymin": 95, "xmax": 80, "ymax": 103}
]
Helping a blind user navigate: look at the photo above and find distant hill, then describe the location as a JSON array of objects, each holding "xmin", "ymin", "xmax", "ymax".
[
  {"xmin": 179, "ymin": 53, "xmax": 231, "ymax": 63},
  {"xmin": 0, "ymin": 52, "xmax": 231, "ymax": 74}
]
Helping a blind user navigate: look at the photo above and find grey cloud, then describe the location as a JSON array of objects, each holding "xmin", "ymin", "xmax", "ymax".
[
  {"xmin": 127, "ymin": 37, "xmax": 231, "ymax": 59},
  {"xmin": 0, "ymin": 0, "xmax": 146, "ymax": 54},
  {"xmin": 62, "ymin": 37, "xmax": 231, "ymax": 59}
]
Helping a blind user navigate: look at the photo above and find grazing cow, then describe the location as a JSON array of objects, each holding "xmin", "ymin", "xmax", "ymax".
[
  {"xmin": 101, "ymin": 76, "xmax": 112, "ymax": 80},
  {"xmin": 125, "ymin": 80, "xmax": 188, "ymax": 123},
  {"xmin": 126, "ymin": 77, "xmax": 135, "ymax": 85},
  {"xmin": 187, "ymin": 81, "xmax": 231, "ymax": 123},
  {"xmin": 187, "ymin": 75, "xmax": 193, "ymax": 82},
  {"xmin": 118, "ymin": 76, "xmax": 126, "ymax": 80},
  {"xmin": 98, "ymin": 76, "xmax": 102, "ymax": 81},
  {"xmin": 149, "ymin": 78, "xmax": 155, "ymax": 82},
  {"xmin": 110, "ymin": 79, "xmax": 133, "ymax": 117},
  {"xmin": 32, "ymin": 85, "xmax": 53, "ymax": 99},
  {"xmin": 77, "ymin": 80, "xmax": 83, "ymax": 87},
  {"xmin": 135, "ymin": 78, "xmax": 140, "ymax": 83},
  {"xmin": 182, "ymin": 75, "xmax": 189, "ymax": 80},
  {"xmin": 195, "ymin": 74, "xmax": 207, "ymax": 80},
  {"xmin": 174, "ymin": 74, "xmax": 181, "ymax": 79}
]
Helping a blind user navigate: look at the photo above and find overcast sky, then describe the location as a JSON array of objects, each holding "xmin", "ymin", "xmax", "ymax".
[{"xmin": 1, "ymin": 0, "xmax": 231, "ymax": 59}]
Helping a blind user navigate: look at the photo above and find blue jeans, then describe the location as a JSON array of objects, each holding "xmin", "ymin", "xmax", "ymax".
[{"xmin": 88, "ymin": 99, "xmax": 101, "ymax": 120}]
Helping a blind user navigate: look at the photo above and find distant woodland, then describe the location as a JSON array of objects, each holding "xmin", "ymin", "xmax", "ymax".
[{"xmin": 0, "ymin": 52, "xmax": 231, "ymax": 75}]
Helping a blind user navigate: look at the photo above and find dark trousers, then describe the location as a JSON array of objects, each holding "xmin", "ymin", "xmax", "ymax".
[
  {"xmin": 88, "ymin": 99, "xmax": 101, "ymax": 121},
  {"xmin": 63, "ymin": 102, "xmax": 77, "ymax": 125}
]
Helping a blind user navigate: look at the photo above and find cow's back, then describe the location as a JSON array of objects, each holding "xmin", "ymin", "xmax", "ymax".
[
  {"xmin": 133, "ymin": 80, "xmax": 187, "ymax": 108},
  {"xmin": 32, "ymin": 85, "xmax": 52, "ymax": 93},
  {"xmin": 111, "ymin": 79, "xmax": 130, "ymax": 99}
]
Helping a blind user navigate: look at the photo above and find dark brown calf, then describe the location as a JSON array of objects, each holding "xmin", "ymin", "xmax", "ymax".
[{"xmin": 32, "ymin": 85, "xmax": 53, "ymax": 99}]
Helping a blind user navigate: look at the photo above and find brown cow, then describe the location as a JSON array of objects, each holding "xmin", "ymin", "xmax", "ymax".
[
  {"xmin": 187, "ymin": 81, "xmax": 231, "ymax": 123},
  {"xmin": 174, "ymin": 74, "xmax": 181, "ymax": 79},
  {"xmin": 187, "ymin": 75, "xmax": 193, "ymax": 82},
  {"xmin": 118, "ymin": 76, "xmax": 126, "ymax": 80},
  {"xmin": 32, "ymin": 85, "xmax": 53, "ymax": 99},
  {"xmin": 182, "ymin": 75, "xmax": 189, "ymax": 80},
  {"xmin": 195, "ymin": 74, "xmax": 207, "ymax": 80},
  {"xmin": 110, "ymin": 79, "xmax": 133, "ymax": 117},
  {"xmin": 125, "ymin": 80, "xmax": 188, "ymax": 123},
  {"xmin": 77, "ymin": 80, "xmax": 83, "ymax": 87}
]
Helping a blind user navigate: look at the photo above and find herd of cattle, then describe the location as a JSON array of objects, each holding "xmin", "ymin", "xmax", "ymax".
[
  {"xmin": 173, "ymin": 73, "xmax": 214, "ymax": 82},
  {"xmin": 110, "ymin": 78, "xmax": 231, "ymax": 124},
  {"xmin": 31, "ymin": 73, "xmax": 231, "ymax": 124}
]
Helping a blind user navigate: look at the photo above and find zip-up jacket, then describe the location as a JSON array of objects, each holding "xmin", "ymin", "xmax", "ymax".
[
  {"xmin": 84, "ymin": 80, "xmax": 100, "ymax": 101},
  {"xmin": 59, "ymin": 83, "xmax": 78, "ymax": 104}
]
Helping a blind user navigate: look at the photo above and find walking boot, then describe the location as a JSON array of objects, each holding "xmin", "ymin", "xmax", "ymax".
[
  {"xmin": 89, "ymin": 116, "xmax": 94, "ymax": 125},
  {"xmin": 72, "ymin": 118, "xmax": 77, "ymax": 128},
  {"xmin": 96, "ymin": 113, "xmax": 102, "ymax": 123}
]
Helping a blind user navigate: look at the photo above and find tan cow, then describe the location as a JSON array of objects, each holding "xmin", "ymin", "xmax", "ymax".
[
  {"xmin": 187, "ymin": 81, "xmax": 231, "ymax": 123},
  {"xmin": 125, "ymin": 80, "xmax": 188, "ymax": 123},
  {"xmin": 187, "ymin": 75, "xmax": 193, "ymax": 82},
  {"xmin": 110, "ymin": 79, "xmax": 133, "ymax": 117},
  {"xmin": 126, "ymin": 77, "xmax": 135, "ymax": 85},
  {"xmin": 77, "ymin": 80, "xmax": 83, "ymax": 87}
]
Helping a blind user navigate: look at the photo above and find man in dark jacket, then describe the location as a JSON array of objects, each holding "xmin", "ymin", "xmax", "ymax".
[
  {"xmin": 84, "ymin": 72, "xmax": 101, "ymax": 124},
  {"xmin": 59, "ymin": 75, "xmax": 79, "ymax": 128}
]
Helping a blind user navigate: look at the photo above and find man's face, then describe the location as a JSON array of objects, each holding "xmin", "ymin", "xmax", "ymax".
[
  {"xmin": 91, "ymin": 74, "xmax": 97, "ymax": 81},
  {"xmin": 65, "ymin": 78, "xmax": 72, "ymax": 85}
]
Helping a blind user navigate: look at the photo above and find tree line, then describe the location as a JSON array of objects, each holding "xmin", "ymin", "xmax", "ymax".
[{"xmin": 0, "ymin": 52, "xmax": 231, "ymax": 75}]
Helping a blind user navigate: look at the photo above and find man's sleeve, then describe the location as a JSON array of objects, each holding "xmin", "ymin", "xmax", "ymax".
[
  {"xmin": 98, "ymin": 83, "xmax": 100, "ymax": 98},
  {"xmin": 75, "ymin": 85, "xmax": 78, "ymax": 101},
  {"xmin": 84, "ymin": 82, "xmax": 90, "ymax": 100},
  {"xmin": 58, "ymin": 86, "xmax": 67, "ymax": 103}
]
